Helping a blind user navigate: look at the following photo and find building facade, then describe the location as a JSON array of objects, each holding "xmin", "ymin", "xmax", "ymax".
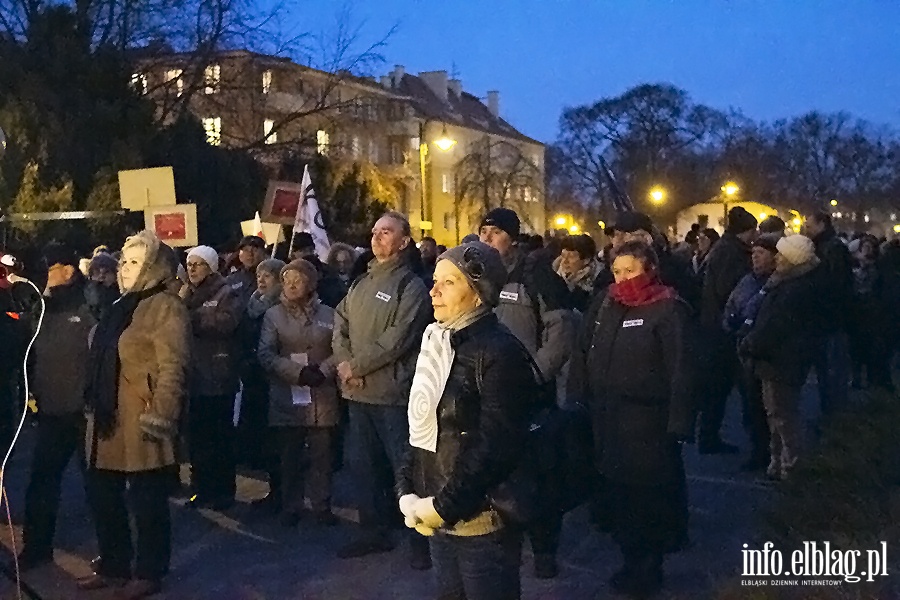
[{"xmin": 135, "ymin": 50, "xmax": 545, "ymax": 245}]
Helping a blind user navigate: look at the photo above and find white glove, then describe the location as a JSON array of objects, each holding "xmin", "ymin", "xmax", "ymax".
[
  {"xmin": 399, "ymin": 494, "xmax": 421, "ymax": 528},
  {"xmin": 412, "ymin": 496, "xmax": 445, "ymax": 530}
]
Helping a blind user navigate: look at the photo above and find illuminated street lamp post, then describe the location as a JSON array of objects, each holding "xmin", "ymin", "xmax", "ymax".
[
  {"xmin": 721, "ymin": 182, "xmax": 739, "ymax": 229},
  {"xmin": 419, "ymin": 122, "xmax": 456, "ymax": 238},
  {"xmin": 649, "ymin": 186, "xmax": 666, "ymax": 205}
]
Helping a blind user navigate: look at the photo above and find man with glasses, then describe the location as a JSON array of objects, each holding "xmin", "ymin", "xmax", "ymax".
[{"xmin": 332, "ymin": 212, "xmax": 432, "ymax": 565}]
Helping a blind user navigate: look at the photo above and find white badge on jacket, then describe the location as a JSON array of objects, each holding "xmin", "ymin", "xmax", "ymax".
[
  {"xmin": 375, "ymin": 291, "xmax": 391, "ymax": 302},
  {"xmin": 203, "ymin": 300, "xmax": 219, "ymax": 308},
  {"xmin": 499, "ymin": 291, "xmax": 519, "ymax": 302},
  {"xmin": 622, "ymin": 319, "xmax": 644, "ymax": 328}
]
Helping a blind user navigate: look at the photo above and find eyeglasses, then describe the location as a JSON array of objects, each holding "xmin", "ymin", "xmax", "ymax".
[
  {"xmin": 462, "ymin": 246, "xmax": 485, "ymax": 281},
  {"xmin": 186, "ymin": 261, "xmax": 209, "ymax": 270}
]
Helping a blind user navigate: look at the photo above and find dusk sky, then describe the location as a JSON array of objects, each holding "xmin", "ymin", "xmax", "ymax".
[{"xmin": 297, "ymin": 1, "xmax": 900, "ymax": 143}]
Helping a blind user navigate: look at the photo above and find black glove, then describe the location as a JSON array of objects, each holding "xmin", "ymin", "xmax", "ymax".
[{"xmin": 297, "ymin": 365, "xmax": 327, "ymax": 388}]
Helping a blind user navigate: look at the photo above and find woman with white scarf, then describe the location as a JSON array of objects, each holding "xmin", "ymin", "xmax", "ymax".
[{"xmin": 397, "ymin": 241, "xmax": 537, "ymax": 600}]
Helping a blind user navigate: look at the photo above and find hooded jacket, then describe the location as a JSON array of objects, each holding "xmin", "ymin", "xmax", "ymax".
[
  {"xmin": 183, "ymin": 272, "xmax": 241, "ymax": 397},
  {"xmin": 32, "ymin": 276, "xmax": 96, "ymax": 416},
  {"xmin": 85, "ymin": 231, "xmax": 190, "ymax": 472},
  {"xmin": 332, "ymin": 256, "xmax": 431, "ymax": 405}
]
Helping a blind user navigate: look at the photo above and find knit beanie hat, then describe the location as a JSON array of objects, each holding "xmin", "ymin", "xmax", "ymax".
[
  {"xmin": 437, "ymin": 241, "xmax": 506, "ymax": 307},
  {"xmin": 187, "ymin": 245, "xmax": 220, "ymax": 272},
  {"xmin": 281, "ymin": 258, "xmax": 319, "ymax": 289},
  {"xmin": 759, "ymin": 215, "xmax": 787, "ymax": 235},
  {"xmin": 753, "ymin": 233, "xmax": 782, "ymax": 254},
  {"xmin": 480, "ymin": 208, "xmax": 521, "ymax": 239},
  {"xmin": 89, "ymin": 252, "xmax": 119, "ymax": 276},
  {"xmin": 726, "ymin": 207, "xmax": 758, "ymax": 234},
  {"xmin": 776, "ymin": 234, "xmax": 816, "ymax": 266},
  {"xmin": 42, "ymin": 243, "xmax": 80, "ymax": 269},
  {"xmin": 256, "ymin": 258, "xmax": 286, "ymax": 278}
]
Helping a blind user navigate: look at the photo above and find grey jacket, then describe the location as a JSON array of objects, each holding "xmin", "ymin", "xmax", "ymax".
[
  {"xmin": 32, "ymin": 278, "xmax": 96, "ymax": 416},
  {"xmin": 332, "ymin": 257, "xmax": 431, "ymax": 405},
  {"xmin": 225, "ymin": 267, "xmax": 257, "ymax": 311},
  {"xmin": 258, "ymin": 300, "xmax": 340, "ymax": 427},
  {"xmin": 494, "ymin": 249, "xmax": 574, "ymax": 381}
]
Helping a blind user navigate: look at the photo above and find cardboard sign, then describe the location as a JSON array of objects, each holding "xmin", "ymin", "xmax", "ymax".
[
  {"xmin": 262, "ymin": 180, "xmax": 304, "ymax": 225},
  {"xmin": 118, "ymin": 167, "xmax": 177, "ymax": 211},
  {"xmin": 240, "ymin": 220, "xmax": 284, "ymax": 245},
  {"xmin": 144, "ymin": 204, "xmax": 198, "ymax": 247}
]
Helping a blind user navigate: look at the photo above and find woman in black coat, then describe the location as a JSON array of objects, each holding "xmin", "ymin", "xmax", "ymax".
[
  {"xmin": 575, "ymin": 240, "xmax": 694, "ymax": 599},
  {"xmin": 397, "ymin": 241, "xmax": 536, "ymax": 600}
]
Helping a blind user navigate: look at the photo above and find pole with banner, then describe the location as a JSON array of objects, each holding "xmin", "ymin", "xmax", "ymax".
[{"xmin": 289, "ymin": 165, "xmax": 330, "ymax": 260}]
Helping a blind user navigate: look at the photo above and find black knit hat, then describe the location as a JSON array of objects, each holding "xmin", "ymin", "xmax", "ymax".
[
  {"xmin": 42, "ymin": 243, "xmax": 79, "ymax": 269},
  {"xmin": 613, "ymin": 211, "xmax": 654, "ymax": 234},
  {"xmin": 726, "ymin": 207, "xmax": 758, "ymax": 234},
  {"xmin": 753, "ymin": 233, "xmax": 781, "ymax": 253},
  {"xmin": 238, "ymin": 235, "xmax": 266, "ymax": 250},
  {"xmin": 480, "ymin": 208, "xmax": 520, "ymax": 239}
]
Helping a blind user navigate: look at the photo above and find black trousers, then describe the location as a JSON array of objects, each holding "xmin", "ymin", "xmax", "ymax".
[
  {"xmin": 739, "ymin": 365, "xmax": 770, "ymax": 460},
  {"xmin": 85, "ymin": 467, "xmax": 175, "ymax": 580},
  {"xmin": 189, "ymin": 394, "xmax": 236, "ymax": 500},
  {"xmin": 236, "ymin": 368, "xmax": 270, "ymax": 469},
  {"xmin": 698, "ymin": 333, "xmax": 739, "ymax": 444},
  {"xmin": 525, "ymin": 512, "xmax": 562, "ymax": 558},
  {"xmin": 22, "ymin": 413, "xmax": 83, "ymax": 556}
]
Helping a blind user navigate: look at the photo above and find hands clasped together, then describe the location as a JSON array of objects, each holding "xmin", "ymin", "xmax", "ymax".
[{"xmin": 398, "ymin": 494, "xmax": 444, "ymax": 536}]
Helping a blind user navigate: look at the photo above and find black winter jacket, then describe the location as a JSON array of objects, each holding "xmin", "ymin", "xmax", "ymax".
[
  {"xmin": 740, "ymin": 263, "xmax": 819, "ymax": 387},
  {"xmin": 700, "ymin": 233, "xmax": 752, "ymax": 331},
  {"xmin": 811, "ymin": 228, "xmax": 853, "ymax": 334},
  {"xmin": 396, "ymin": 313, "xmax": 537, "ymax": 526},
  {"xmin": 579, "ymin": 295, "xmax": 695, "ymax": 485}
]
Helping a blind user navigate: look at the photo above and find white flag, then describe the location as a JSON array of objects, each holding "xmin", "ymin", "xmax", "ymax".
[
  {"xmin": 292, "ymin": 165, "xmax": 330, "ymax": 260},
  {"xmin": 252, "ymin": 211, "xmax": 265, "ymax": 242}
]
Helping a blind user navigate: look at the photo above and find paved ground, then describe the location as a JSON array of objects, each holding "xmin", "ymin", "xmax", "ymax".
[{"xmin": 0, "ymin": 386, "xmax": 824, "ymax": 600}]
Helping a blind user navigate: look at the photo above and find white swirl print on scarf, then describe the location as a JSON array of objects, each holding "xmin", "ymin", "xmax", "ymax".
[{"xmin": 408, "ymin": 323, "xmax": 456, "ymax": 453}]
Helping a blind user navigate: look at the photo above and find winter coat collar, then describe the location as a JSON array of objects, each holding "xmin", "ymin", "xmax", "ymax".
[
  {"xmin": 449, "ymin": 312, "xmax": 499, "ymax": 350},
  {"xmin": 184, "ymin": 272, "xmax": 228, "ymax": 309},
  {"xmin": 765, "ymin": 257, "xmax": 821, "ymax": 290}
]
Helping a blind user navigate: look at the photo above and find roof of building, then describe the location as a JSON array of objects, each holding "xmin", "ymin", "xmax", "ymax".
[{"xmin": 394, "ymin": 74, "xmax": 542, "ymax": 147}]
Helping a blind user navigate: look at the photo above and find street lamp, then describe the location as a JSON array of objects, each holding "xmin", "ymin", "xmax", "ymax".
[
  {"xmin": 649, "ymin": 186, "xmax": 666, "ymax": 205},
  {"xmin": 418, "ymin": 122, "xmax": 456, "ymax": 237},
  {"xmin": 569, "ymin": 224, "xmax": 580, "ymax": 234},
  {"xmin": 555, "ymin": 216, "xmax": 567, "ymax": 227},
  {"xmin": 830, "ymin": 199, "xmax": 838, "ymax": 207},
  {"xmin": 720, "ymin": 181, "xmax": 739, "ymax": 229}
]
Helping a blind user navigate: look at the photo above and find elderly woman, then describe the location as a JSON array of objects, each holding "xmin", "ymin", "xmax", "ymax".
[
  {"xmin": 257, "ymin": 259, "xmax": 339, "ymax": 526},
  {"xmin": 739, "ymin": 235, "xmax": 820, "ymax": 480},
  {"xmin": 236, "ymin": 258, "xmax": 285, "ymax": 477},
  {"xmin": 182, "ymin": 245, "xmax": 242, "ymax": 510},
  {"xmin": 397, "ymin": 241, "xmax": 536, "ymax": 600},
  {"xmin": 573, "ymin": 240, "xmax": 693, "ymax": 599},
  {"xmin": 82, "ymin": 231, "xmax": 190, "ymax": 599}
]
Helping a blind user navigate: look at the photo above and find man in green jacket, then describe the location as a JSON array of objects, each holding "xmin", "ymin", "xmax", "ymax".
[{"xmin": 332, "ymin": 211, "xmax": 432, "ymax": 561}]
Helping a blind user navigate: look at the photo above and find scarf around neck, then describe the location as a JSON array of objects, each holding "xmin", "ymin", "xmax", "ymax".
[
  {"xmin": 609, "ymin": 272, "xmax": 677, "ymax": 307},
  {"xmin": 86, "ymin": 283, "xmax": 166, "ymax": 439},
  {"xmin": 408, "ymin": 305, "xmax": 491, "ymax": 452}
]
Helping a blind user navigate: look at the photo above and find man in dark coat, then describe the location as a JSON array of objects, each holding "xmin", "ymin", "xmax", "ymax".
[
  {"xmin": 19, "ymin": 244, "xmax": 96, "ymax": 570},
  {"xmin": 696, "ymin": 207, "xmax": 758, "ymax": 454},
  {"xmin": 805, "ymin": 211, "xmax": 853, "ymax": 415},
  {"xmin": 226, "ymin": 235, "xmax": 266, "ymax": 310}
]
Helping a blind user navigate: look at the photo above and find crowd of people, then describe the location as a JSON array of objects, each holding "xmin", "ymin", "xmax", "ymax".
[{"xmin": 1, "ymin": 204, "xmax": 899, "ymax": 600}]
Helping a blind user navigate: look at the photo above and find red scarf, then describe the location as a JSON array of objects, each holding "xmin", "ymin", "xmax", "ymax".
[{"xmin": 609, "ymin": 272, "xmax": 677, "ymax": 307}]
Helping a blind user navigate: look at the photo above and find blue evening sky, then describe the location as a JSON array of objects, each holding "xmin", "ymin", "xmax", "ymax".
[{"xmin": 293, "ymin": 1, "xmax": 900, "ymax": 143}]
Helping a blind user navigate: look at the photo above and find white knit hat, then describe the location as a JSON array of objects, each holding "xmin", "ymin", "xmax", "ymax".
[
  {"xmin": 187, "ymin": 245, "xmax": 219, "ymax": 272},
  {"xmin": 776, "ymin": 234, "xmax": 816, "ymax": 266}
]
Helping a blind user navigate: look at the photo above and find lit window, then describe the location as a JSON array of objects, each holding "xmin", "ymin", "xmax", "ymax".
[
  {"xmin": 390, "ymin": 141, "xmax": 404, "ymax": 164},
  {"xmin": 166, "ymin": 69, "xmax": 183, "ymax": 96},
  {"xmin": 891, "ymin": 213, "xmax": 897, "ymax": 221},
  {"xmin": 441, "ymin": 173, "xmax": 450, "ymax": 194},
  {"xmin": 131, "ymin": 73, "xmax": 148, "ymax": 95},
  {"xmin": 264, "ymin": 119, "xmax": 276, "ymax": 144},
  {"xmin": 411, "ymin": 136, "xmax": 420, "ymax": 150},
  {"xmin": 204, "ymin": 64, "xmax": 220, "ymax": 94},
  {"xmin": 523, "ymin": 187, "xmax": 532, "ymax": 203},
  {"xmin": 262, "ymin": 70, "xmax": 272, "ymax": 94},
  {"xmin": 351, "ymin": 135, "xmax": 360, "ymax": 158},
  {"xmin": 317, "ymin": 130, "xmax": 330, "ymax": 155},
  {"xmin": 368, "ymin": 139, "xmax": 379, "ymax": 162},
  {"xmin": 202, "ymin": 117, "xmax": 221, "ymax": 146}
]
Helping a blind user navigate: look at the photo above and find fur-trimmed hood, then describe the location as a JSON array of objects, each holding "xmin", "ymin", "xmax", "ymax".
[{"xmin": 118, "ymin": 230, "xmax": 177, "ymax": 293}]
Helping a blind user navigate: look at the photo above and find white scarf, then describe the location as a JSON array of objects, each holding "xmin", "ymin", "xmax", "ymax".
[{"xmin": 408, "ymin": 307, "xmax": 489, "ymax": 452}]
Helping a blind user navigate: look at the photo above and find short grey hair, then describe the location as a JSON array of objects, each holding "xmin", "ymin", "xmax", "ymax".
[{"xmin": 380, "ymin": 211, "xmax": 412, "ymax": 237}]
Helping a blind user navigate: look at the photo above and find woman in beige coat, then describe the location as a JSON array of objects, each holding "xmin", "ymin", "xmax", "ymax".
[
  {"xmin": 82, "ymin": 230, "xmax": 190, "ymax": 599},
  {"xmin": 258, "ymin": 259, "xmax": 339, "ymax": 526}
]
